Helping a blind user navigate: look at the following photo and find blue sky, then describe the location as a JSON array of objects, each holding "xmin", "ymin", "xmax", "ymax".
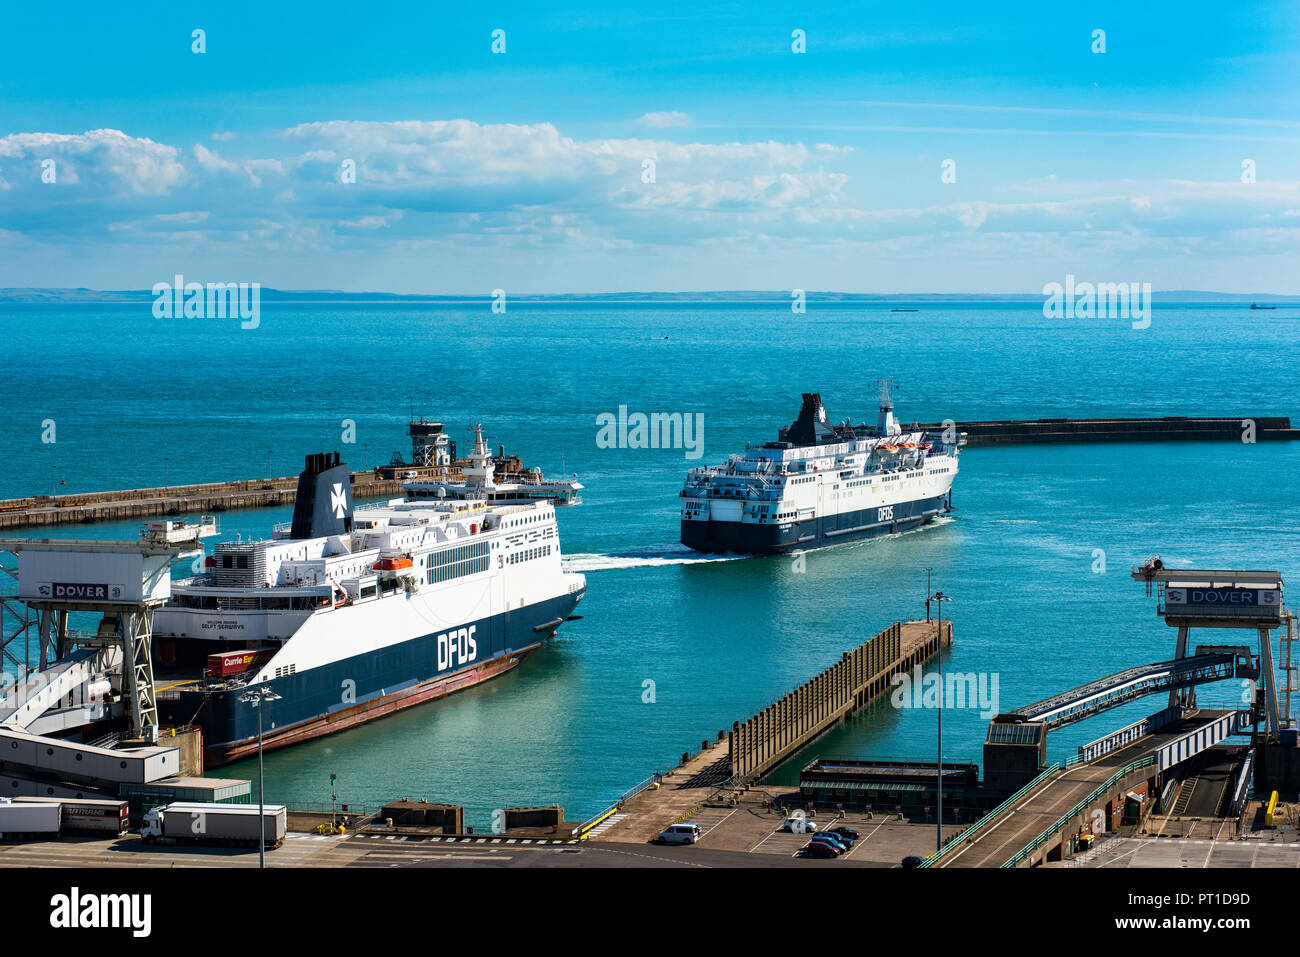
[{"xmin": 1, "ymin": 1, "xmax": 1299, "ymax": 292}]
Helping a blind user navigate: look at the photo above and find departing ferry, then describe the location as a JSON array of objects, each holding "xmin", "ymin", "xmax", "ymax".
[
  {"xmin": 680, "ymin": 384, "xmax": 960, "ymax": 554},
  {"xmin": 154, "ymin": 429, "xmax": 586, "ymax": 765}
]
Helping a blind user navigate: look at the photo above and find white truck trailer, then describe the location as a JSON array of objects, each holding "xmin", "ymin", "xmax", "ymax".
[
  {"xmin": 141, "ymin": 802, "xmax": 287, "ymax": 849},
  {"xmin": 0, "ymin": 797, "xmax": 61, "ymax": 840},
  {"xmin": 13, "ymin": 796, "xmax": 129, "ymax": 836}
]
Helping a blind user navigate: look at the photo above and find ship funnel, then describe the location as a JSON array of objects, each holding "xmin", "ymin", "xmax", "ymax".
[
  {"xmin": 781, "ymin": 393, "xmax": 838, "ymax": 446},
  {"xmin": 289, "ymin": 451, "xmax": 353, "ymax": 539}
]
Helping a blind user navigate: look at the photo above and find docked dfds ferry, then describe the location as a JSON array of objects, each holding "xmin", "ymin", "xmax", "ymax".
[{"xmin": 155, "ymin": 433, "xmax": 585, "ymax": 765}]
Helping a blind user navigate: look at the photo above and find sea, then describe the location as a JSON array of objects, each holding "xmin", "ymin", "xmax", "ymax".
[{"xmin": 1, "ymin": 298, "xmax": 1297, "ymax": 824}]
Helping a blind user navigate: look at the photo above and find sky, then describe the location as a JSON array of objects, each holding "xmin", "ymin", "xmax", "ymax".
[{"xmin": 1, "ymin": 1, "xmax": 1299, "ymax": 293}]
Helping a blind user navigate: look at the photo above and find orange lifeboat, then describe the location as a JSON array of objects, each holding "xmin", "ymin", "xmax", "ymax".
[{"xmin": 373, "ymin": 556, "xmax": 414, "ymax": 572}]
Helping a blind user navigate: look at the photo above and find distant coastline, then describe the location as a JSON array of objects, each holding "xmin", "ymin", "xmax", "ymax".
[{"xmin": 0, "ymin": 288, "xmax": 1295, "ymax": 304}]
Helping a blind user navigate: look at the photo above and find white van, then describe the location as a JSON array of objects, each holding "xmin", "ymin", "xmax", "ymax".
[{"xmin": 657, "ymin": 822, "xmax": 702, "ymax": 845}]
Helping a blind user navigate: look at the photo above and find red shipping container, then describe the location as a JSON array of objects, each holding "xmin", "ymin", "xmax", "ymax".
[{"xmin": 206, "ymin": 649, "xmax": 270, "ymax": 678}]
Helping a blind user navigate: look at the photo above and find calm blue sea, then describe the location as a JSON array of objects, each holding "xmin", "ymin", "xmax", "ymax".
[{"xmin": 1, "ymin": 300, "xmax": 1298, "ymax": 823}]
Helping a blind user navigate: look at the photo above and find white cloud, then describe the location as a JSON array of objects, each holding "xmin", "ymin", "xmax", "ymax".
[
  {"xmin": 2, "ymin": 120, "xmax": 1300, "ymax": 290},
  {"xmin": 636, "ymin": 111, "xmax": 691, "ymax": 129},
  {"xmin": 0, "ymin": 129, "xmax": 186, "ymax": 196}
]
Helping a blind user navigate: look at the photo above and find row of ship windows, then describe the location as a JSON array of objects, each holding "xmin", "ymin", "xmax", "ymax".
[
  {"xmin": 426, "ymin": 555, "xmax": 491, "ymax": 584},
  {"xmin": 506, "ymin": 514, "xmax": 548, "ymax": 528},
  {"xmin": 509, "ymin": 544, "xmax": 554, "ymax": 564},
  {"xmin": 429, "ymin": 540, "xmax": 490, "ymax": 567}
]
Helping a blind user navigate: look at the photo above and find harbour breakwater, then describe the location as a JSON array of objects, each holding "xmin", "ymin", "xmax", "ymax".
[
  {"xmin": 0, "ymin": 471, "xmax": 405, "ymax": 531},
  {"xmin": 914, "ymin": 415, "xmax": 1299, "ymax": 446},
  {"xmin": 1, "ymin": 415, "xmax": 1294, "ymax": 531}
]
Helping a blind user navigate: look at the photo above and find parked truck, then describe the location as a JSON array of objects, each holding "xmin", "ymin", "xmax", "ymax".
[
  {"xmin": 141, "ymin": 802, "xmax": 287, "ymax": 849},
  {"xmin": 13, "ymin": 796, "xmax": 129, "ymax": 836},
  {"xmin": 0, "ymin": 798, "xmax": 61, "ymax": 841}
]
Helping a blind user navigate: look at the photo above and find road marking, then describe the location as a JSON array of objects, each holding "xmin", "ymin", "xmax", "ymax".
[
  {"xmin": 583, "ymin": 813, "xmax": 628, "ymax": 839},
  {"xmin": 585, "ymin": 845, "xmax": 711, "ymax": 868},
  {"xmin": 683, "ymin": 806, "xmax": 738, "ymax": 840},
  {"xmin": 837, "ymin": 819, "xmax": 884, "ymax": 861}
]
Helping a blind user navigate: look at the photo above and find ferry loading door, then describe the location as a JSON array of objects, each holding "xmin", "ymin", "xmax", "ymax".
[
  {"xmin": 493, "ymin": 560, "xmax": 507, "ymax": 656},
  {"xmin": 817, "ymin": 478, "xmax": 827, "ymax": 536}
]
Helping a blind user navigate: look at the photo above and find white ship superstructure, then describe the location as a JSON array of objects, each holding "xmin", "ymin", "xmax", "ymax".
[{"xmin": 404, "ymin": 424, "xmax": 583, "ymax": 507}]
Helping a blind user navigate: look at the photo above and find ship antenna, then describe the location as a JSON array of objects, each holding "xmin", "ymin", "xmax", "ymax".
[{"xmin": 878, "ymin": 377, "xmax": 896, "ymax": 411}]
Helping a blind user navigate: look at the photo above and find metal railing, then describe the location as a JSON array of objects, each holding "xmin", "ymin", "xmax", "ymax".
[
  {"xmin": 619, "ymin": 772, "xmax": 662, "ymax": 804},
  {"xmin": 573, "ymin": 772, "xmax": 666, "ymax": 841},
  {"xmin": 919, "ymin": 764, "xmax": 1062, "ymax": 867},
  {"xmin": 574, "ymin": 804, "xmax": 621, "ymax": 840},
  {"xmin": 1000, "ymin": 755, "xmax": 1156, "ymax": 868}
]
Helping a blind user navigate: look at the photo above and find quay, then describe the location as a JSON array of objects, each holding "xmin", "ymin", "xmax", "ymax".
[
  {"xmin": 584, "ymin": 618, "xmax": 951, "ymax": 845},
  {"xmin": 914, "ymin": 415, "xmax": 1300, "ymax": 446},
  {"xmin": 576, "ymin": 559, "xmax": 1300, "ymax": 868}
]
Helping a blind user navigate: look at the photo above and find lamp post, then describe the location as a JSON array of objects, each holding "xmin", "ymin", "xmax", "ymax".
[
  {"xmin": 239, "ymin": 685, "xmax": 281, "ymax": 869},
  {"xmin": 929, "ymin": 590, "xmax": 952, "ymax": 855},
  {"xmin": 924, "ymin": 567, "xmax": 933, "ymax": 621}
]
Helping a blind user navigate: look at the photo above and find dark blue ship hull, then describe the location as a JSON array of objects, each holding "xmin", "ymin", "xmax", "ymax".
[
  {"xmin": 681, "ymin": 493, "xmax": 950, "ymax": 555},
  {"xmin": 159, "ymin": 589, "xmax": 583, "ymax": 765}
]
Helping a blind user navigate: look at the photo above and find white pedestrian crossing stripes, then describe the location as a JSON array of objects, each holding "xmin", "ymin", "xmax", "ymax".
[{"xmin": 582, "ymin": 812, "xmax": 628, "ymax": 839}]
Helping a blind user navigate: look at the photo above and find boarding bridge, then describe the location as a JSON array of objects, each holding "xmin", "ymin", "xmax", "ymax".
[
  {"xmin": 0, "ymin": 528, "xmax": 209, "ymax": 791},
  {"xmin": 1004, "ymin": 650, "xmax": 1251, "ymax": 731},
  {"xmin": 984, "ymin": 646, "xmax": 1253, "ymax": 794},
  {"xmin": 0, "ymin": 527, "xmax": 210, "ymax": 738},
  {"xmin": 1132, "ymin": 560, "xmax": 1288, "ymax": 739},
  {"xmin": 0, "ymin": 646, "xmax": 114, "ymax": 729}
]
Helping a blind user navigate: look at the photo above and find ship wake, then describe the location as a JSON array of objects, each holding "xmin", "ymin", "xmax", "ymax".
[{"xmin": 563, "ymin": 544, "xmax": 747, "ymax": 572}]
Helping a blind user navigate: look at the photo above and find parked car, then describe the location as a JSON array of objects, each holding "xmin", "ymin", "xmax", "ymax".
[
  {"xmin": 810, "ymin": 833, "xmax": 849, "ymax": 853},
  {"xmin": 901, "ymin": 855, "xmax": 925, "ymax": 868},
  {"xmin": 657, "ymin": 822, "xmax": 702, "ymax": 845},
  {"xmin": 829, "ymin": 826, "xmax": 861, "ymax": 842},
  {"xmin": 781, "ymin": 816, "xmax": 818, "ymax": 833},
  {"xmin": 803, "ymin": 841, "xmax": 841, "ymax": 858}
]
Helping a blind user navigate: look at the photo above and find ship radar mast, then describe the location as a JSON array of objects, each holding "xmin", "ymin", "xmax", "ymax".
[
  {"xmin": 462, "ymin": 422, "xmax": 496, "ymax": 490},
  {"xmin": 876, "ymin": 378, "xmax": 901, "ymax": 436}
]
